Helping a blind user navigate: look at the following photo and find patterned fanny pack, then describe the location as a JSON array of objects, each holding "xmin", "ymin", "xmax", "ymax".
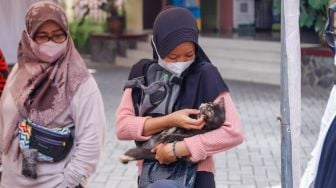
[{"xmin": 18, "ymin": 118, "xmax": 74, "ymax": 162}]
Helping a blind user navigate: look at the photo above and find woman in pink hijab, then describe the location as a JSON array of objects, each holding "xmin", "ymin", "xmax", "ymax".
[{"xmin": 0, "ymin": 1, "xmax": 106, "ymax": 187}]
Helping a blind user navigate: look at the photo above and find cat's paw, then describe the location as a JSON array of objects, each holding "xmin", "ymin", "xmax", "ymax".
[{"xmin": 119, "ymin": 155, "xmax": 136, "ymax": 164}]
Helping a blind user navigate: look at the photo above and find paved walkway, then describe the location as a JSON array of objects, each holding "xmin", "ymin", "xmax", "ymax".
[{"xmin": 86, "ymin": 62, "xmax": 330, "ymax": 188}]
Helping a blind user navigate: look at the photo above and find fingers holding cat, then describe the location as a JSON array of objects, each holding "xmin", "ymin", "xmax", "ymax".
[
  {"xmin": 152, "ymin": 141, "xmax": 191, "ymax": 165},
  {"xmin": 152, "ymin": 143, "xmax": 177, "ymax": 165},
  {"xmin": 167, "ymin": 109, "xmax": 205, "ymax": 130}
]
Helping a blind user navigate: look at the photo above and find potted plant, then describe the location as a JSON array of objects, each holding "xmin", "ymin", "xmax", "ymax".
[
  {"xmin": 300, "ymin": 0, "xmax": 328, "ymax": 44},
  {"xmin": 100, "ymin": 0, "xmax": 126, "ymax": 33},
  {"xmin": 76, "ymin": 0, "xmax": 126, "ymax": 34}
]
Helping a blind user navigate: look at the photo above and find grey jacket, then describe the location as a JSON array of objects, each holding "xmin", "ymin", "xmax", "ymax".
[{"xmin": 0, "ymin": 64, "xmax": 106, "ymax": 188}]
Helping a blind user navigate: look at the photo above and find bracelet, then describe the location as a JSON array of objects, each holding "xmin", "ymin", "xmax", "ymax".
[{"xmin": 172, "ymin": 140, "xmax": 180, "ymax": 159}]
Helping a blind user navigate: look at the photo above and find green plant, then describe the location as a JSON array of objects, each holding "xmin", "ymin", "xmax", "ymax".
[
  {"xmin": 100, "ymin": 0, "xmax": 126, "ymax": 17},
  {"xmin": 300, "ymin": 0, "xmax": 329, "ymax": 36},
  {"xmin": 69, "ymin": 19, "xmax": 106, "ymax": 51},
  {"xmin": 77, "ymin": 0, "xmax": 125, "ymax": 26}
]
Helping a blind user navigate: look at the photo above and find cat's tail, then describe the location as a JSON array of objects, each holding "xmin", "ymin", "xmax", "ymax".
[{"xmin": 119, "ymin": 148, "xmax": 154, "ymax": 164}]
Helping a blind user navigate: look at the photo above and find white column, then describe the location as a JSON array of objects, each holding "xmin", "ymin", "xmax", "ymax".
[
  {"xmin": 125, "ymin": 0, "xmax": 143, "ymax": 32},
  {"xmin": 0, "ymin": 0, "xmax": 40, "ymax": 64},
  {"xmin": 280, "ymin": 0, "xmax": 301, "ymax": 187}
]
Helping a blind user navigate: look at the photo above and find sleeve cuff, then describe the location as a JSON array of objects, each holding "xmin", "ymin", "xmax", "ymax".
[
  {"xmin": 56, "ymin": 175, "xmax": 74, "ymax": 188},
  {"xmin": 128, "ymin": 116, "xmax": 152, "ymax": 141},
  {"xmin": 184, "ymin": 135, "xmax": 207, "ymax": 162}
]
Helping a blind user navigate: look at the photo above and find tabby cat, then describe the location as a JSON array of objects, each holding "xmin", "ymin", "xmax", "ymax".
[{"xmin": 120, "ymin": 97, "xmax": 225, "ymax": 164}]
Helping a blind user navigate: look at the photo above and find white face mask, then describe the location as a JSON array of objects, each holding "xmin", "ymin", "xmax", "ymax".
[
  {"xmin": 158, "ymin": 59, "xmax": 194, "ymax": 77},
  {"xmin": 151, "ymin": 36, "xmax": 194, "ymax": 76}
]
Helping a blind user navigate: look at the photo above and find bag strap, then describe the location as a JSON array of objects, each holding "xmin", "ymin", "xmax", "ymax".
[{"xmin": 126, "ymin": 59, "xmax": 156, "ymax": 116}]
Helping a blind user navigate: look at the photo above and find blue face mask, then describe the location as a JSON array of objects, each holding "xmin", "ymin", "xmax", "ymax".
[{"xmin": 151, "ymin": 36, "xmax": 194, "ymax": 76}]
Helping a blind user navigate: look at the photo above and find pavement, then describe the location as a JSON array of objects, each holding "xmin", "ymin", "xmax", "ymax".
[{"xmin": 84, "ymin": 60, "xmax": 331, "ymax": 188}]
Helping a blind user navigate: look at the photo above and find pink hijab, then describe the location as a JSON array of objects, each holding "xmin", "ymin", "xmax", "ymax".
[{"xmin": 4, "ymin": 1, "xmax": 89, "ymax": 154}]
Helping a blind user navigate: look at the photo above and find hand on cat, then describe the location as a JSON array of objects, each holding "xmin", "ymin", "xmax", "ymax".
[
  {"xmin": 152, "ymin": 143, "xmax": 176, "ymax": 165},
  {"xmin": 167, "ymin": 109, "xmax": 205, "ymax": 130}
]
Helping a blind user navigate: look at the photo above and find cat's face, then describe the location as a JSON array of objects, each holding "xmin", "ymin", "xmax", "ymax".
[{"xmin": 199, "ymin": 97, "xmax": 225, "ymax": 125}]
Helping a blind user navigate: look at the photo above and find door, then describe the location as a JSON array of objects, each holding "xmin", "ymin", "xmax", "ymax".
[{"xmin": 143, "ymin": 0, "xmax": 163, "ymax": 29}]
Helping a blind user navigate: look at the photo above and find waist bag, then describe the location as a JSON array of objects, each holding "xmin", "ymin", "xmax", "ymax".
[
  {"xmin": 126, "ymin": 61, "xmax": 197, "ymax": 188},
  {"xmin": 18, "ymin": 118, "xmax": 74, "ymax": 162}
]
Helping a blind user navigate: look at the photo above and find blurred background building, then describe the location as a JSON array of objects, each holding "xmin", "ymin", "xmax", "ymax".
[
  {"xmin": 65, "ymin": 0, "xmax": 281, "ymax": 37},
  {"xmin": 0, "ymin": 0, "xmax": 326, "ymax": 87}
]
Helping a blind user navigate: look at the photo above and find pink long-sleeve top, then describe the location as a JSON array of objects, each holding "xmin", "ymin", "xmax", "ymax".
[{"xmin": 116, "ymin": 88, "xmax": 244, "ymax": 173}]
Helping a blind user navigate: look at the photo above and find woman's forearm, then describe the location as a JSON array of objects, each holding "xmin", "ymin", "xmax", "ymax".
[{"xmin": 142, "ymin": 115, "xmax": 172, "ymax": 136}]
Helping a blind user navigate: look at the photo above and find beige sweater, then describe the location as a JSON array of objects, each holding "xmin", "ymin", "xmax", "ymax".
[{"xmin": 0, "ymin": 65, "xmax": 106, "ymax": 188}]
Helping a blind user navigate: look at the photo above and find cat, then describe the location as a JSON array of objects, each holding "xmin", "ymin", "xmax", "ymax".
[{"xmin": 119, "ymin": 97, "xmax": 225, "ymax": 164}]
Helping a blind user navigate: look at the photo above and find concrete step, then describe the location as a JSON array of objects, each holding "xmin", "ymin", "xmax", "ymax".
[
  {"xmin": 116, "ymin": 37, "xmax": 281, "ymax": 85},
  {"xmin": 116, "ymin": 51, "xmax": 280, "ymax": 85},
  {"xmin": 218, "ymin": 66, "xmax": 280, "ymax": 85},
  {"xmin": 136, "ymin": 41, "xmax": 152, "ymax": 52},
  {"xmin": 211, "ymin": 58, "xmax": 280, "ymax": 73},
  {"xmin": 137, "ymin": 38, "xmax": 280, "ymax": 65},
  {"xmin": 116, "ymin": 48, "xmax": 151, "ymax": 67},
  {"xmin": 199, "ymin": 37, "xmax": 280, "ymax": 85},
  {"xmin": 204, "ymin": 47, "xmax": 280, "ymax": 64},
  {"xmin": 199, "ymin": 37, "xmax": 281, "ymax": 53}
]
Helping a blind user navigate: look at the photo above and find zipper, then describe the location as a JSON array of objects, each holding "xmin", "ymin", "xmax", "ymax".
[
  {"xmin": 165, "ymin": 82, "xmax": 173, "ymax": 114},
  {"xmin": 27, "ymin": 121, "xmax": 70, "ymax": 139},
  {"xmin": 34, "ymin": 134, "xmax": 65, "ymax": 146}
]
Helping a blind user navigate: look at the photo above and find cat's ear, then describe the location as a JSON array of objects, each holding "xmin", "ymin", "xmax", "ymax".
[{"xmin": 217, "ymin": 97, "xmax": 225, "ymax": 109}]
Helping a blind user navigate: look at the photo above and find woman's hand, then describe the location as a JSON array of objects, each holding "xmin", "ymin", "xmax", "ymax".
[
  {"xmin": 152, "ymin": 143, "xmax": 176, "ymax": 165},
  {"xmin": 167, "ymin": 109, "xmax": 205, "ymax": 130},
  {"xmin": 142, "ymin": 109, "xmax": 204, "ymax": 136},
  {"xmin": 152, "ymin": 141, "xmax": 191, "ymax": 165}
]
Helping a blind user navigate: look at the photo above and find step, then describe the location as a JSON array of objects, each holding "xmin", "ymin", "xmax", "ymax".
[
  {"xmin": 205, "ymin": 48, "xmax": 280, "ymax": 65},
  {"xmin": 136, "ymin": 41, "xmax": 152, "ymax": 52},
  {"xmin": 210, "ymin": 58, "xmax": 280, "ymax": 73},
  {"xmin": 217, "ymin": 66, "xmax": 280, "ymax": 85},
  {"xmin": 199, "ymin": 37, "xmax": 281, "ymax": 53},
  {"xmin": 116, "ymin": 38, "xmax": 282, "ymax": 85},
  {"xmin": 116, "ymin": 55, "xmax": 280, "ymax": 85},
  {"xmin": 137, "ymin": 37, "xmax": 281, "ymax": 53},
  {"xmin": 116, "ymin": 48, "xmax": 151, "ymax": 67},
  {"xmin": 136, "ymin": 38, "xmax": 281, "ymax": 63}
]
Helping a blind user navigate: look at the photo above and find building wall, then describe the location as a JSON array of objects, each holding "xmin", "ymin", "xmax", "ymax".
[
  {"xmin": 200, "ymin": 0, "xmax": 217, "ymax": 32},
  {"xmin": 233, "ymin": 0, "xmax": 255, "ymax": 29},
  {"xmin": 125, "ymin": 0, "xmax": 143, "ymax": 31},
  {"xmin": 219, "ymin": 0, "xmax": 233, "ymax": 32},
  {"xmin": 0, "ymin": 0, "xmax": 40, "ymax": 64}
]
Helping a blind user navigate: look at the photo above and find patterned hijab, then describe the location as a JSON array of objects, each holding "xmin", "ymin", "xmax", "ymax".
[{"xmin": 4, "ymin": 1, "xmax": 89, "ymax": 154}]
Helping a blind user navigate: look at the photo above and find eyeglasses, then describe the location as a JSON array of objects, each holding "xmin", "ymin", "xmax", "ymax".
[{"xmin": 34, "ymin": 33, "xmax": 67, "ymax": 44}]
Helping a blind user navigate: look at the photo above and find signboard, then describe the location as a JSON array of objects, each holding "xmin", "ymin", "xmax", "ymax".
[{"xmin": 233, "ymin": 0, "xmax": 255, "ymax": 29}]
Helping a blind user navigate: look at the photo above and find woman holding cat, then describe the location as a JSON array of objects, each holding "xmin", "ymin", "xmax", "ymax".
[{"xmin": 116, "ymin": 7, "xmax": 244, "ymax": 188}]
